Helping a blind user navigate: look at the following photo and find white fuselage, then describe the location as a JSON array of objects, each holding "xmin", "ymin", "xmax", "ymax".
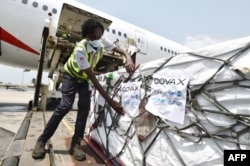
[{"xmin": 0, "ymin": 0, "xmax": 191, "ymax": 70}]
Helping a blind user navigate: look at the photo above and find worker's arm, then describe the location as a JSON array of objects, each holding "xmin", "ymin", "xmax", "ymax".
[
  {"xmin": 84, "ymin": 68, "xmax": 124, "ymax": 115},
  {"xmin": 75, "ymin": 47, "xmax": 124, "ymax": 115},
  {"xmin": 112, "ymin": 47, "xmax": 135, "ymax": 73}
]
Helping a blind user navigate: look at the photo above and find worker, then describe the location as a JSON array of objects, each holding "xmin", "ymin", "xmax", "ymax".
[{"xmin": 32, "ymin": 19, "xmax": 135, "ymax": 161}]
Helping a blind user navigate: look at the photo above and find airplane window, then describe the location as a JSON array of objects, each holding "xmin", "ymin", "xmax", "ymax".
[
  {"xmin": 32, "ymin": 1, "xmax": 38, "ymax": 8},
  {"xmin": 52, "ymin": 8, "xmax": 57, "ymax": 14},
  {"xmin": 118, "ymin": 31, "xmax": 121, "ymax": 36},
  {"xmin": 171, "ymin": 50, "xmax": 174, "ymax": 54},
  {"xmin": 164, "ymin": 48, "xmax": 166, "ymax": 52},
  {"xmin": 106, "ymin": 28, "xmax": 110, "ymax": 32},
  {"xmin": 168, "ymin": 49, "xmax": 170, "ymax": 53},
  {"xmin": 160, "ymin": 47, "xmax": 163, "ymax": 51},
  {"xmin": 22, "ymin": 0, "xmax": 28, "ymax": 4},
  {"xmin": 42, "ymin": 5, "xmax": 48, "ymax": 11},
  {"xmin": 124, "ymin": 33, "xmax": 127, "ymax": 38},
  {"xmin": 138, "ymin": 38, "xmax": 140, "ymax": 43},
  {"xmin": 112, "ymin": 29, "xmax": 116, "ymax": 34}
]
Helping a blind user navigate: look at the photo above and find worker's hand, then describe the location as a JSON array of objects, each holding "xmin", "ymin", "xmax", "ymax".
[
  {"xmin": 125, "ymin": 60, "xmax": 135, "ymax": 74},
  {"xmin": 109, "ymin": 100, "xmax": 125, "ymax": 115}
]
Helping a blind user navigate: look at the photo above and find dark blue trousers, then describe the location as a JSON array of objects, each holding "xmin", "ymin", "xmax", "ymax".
[{"xmin": 39, "ymin": 72, "xmax": 91, "ymax": 143}]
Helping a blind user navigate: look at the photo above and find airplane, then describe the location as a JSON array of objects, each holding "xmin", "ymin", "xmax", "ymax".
[{"xmin": 0, "ymin": 0, "xmax": 191, "ymax": 75}]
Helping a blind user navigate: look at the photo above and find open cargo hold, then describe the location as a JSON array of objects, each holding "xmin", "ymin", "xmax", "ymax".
[{"xmin": 86, "ymin": 36, "xmax": 250, "ymax": 166}]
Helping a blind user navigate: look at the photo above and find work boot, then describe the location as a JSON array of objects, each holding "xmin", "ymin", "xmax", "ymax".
[
  {"xmin": 32, "ymin": 138, "xmax": 46, "ymax": 159},
  {"xmin": 69, "ymin": 139, "xmax": 86, "ymax": 161}
]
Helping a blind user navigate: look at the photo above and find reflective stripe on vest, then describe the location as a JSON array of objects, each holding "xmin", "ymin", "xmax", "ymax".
[{"xmin": 64, "ymin": 39, "xmax": 104, "ymax": 83}]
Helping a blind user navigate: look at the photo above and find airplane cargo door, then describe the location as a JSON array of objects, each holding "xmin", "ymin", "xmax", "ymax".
[
  {"xmin": 135, "ymin": 30, "xmax": 147, "ymax": 54},
  {"xmin": 56, "ymin": 4, "xmax": 112, "ymax": 41}
]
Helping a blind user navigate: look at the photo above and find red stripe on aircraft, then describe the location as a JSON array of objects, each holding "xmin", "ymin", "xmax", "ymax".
[{"xmin": 0, "ymin": 27, "xmax": 40, "ymax": 55}]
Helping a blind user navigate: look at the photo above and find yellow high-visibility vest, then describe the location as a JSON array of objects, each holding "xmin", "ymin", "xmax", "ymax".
[{"xmin": 64, "ymin": 39, "xmax": 104, "ymax": 83}]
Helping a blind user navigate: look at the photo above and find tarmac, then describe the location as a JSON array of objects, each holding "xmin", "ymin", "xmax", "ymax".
[
  {"xmin": 0, "ymin": 88, "xmax": 106, "ymax": 165},
  {"xmin": 0, "ymin": 88, "xmax": 34, "ymax": 162}
]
